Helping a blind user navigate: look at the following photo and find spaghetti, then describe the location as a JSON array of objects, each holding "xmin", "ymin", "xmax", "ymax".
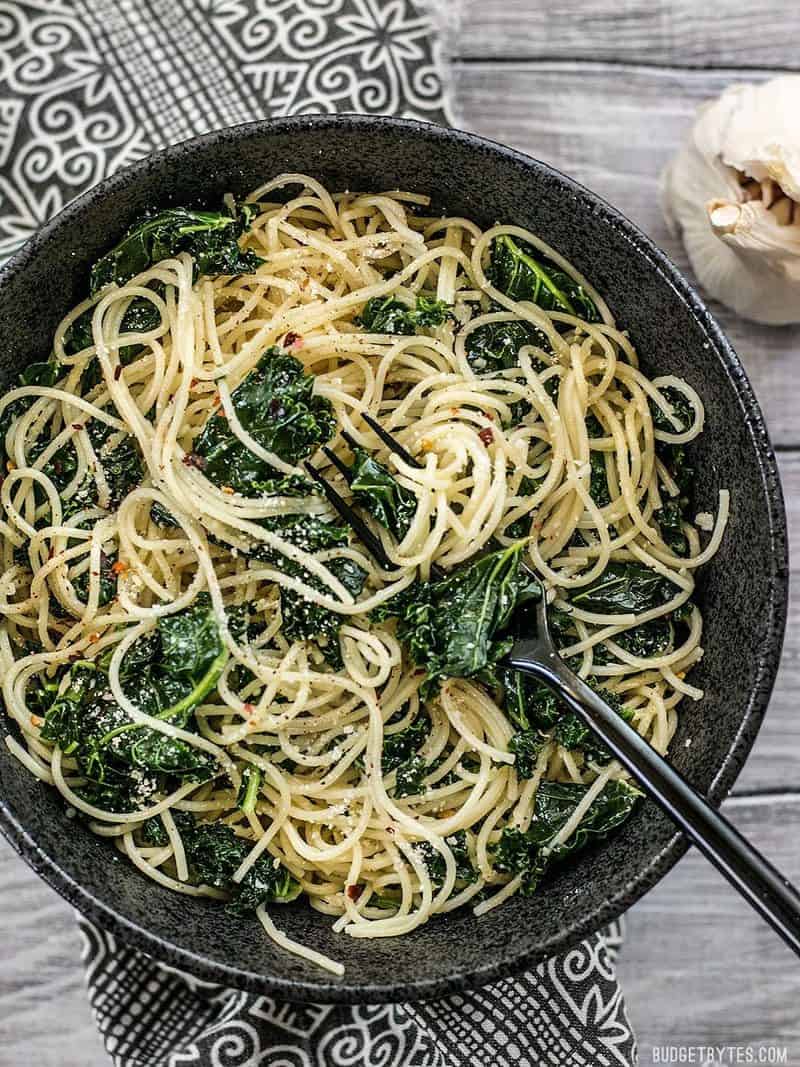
[{"xmin": 0, "ymin": 175, "xmax": 727, "ymax": 974}]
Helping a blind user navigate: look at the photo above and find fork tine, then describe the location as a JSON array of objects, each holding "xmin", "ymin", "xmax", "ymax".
[
  {"xmin": 304, "ymin": 460, "xmax": 395, "ymax": 571},
  {"xmin": 361, "ymin": 412, "xmax": 422, "ymax": 470},
  {"xmin": 340, "ymin": 429, "xmax": 361, "ymax": 454},
  {"xmin": 322, "ymin": 445, "xmax": 353, "ymax": 483}
]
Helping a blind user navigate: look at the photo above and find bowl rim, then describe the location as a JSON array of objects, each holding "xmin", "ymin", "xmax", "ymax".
[{"xmin": 0, "ymin": 113, "xmax": 789, "ymax": 1003}]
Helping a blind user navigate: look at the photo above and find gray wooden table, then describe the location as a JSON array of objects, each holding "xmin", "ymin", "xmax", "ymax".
[{"xmin": 2, "ymin": 2, "xmax": 800, "ymax": 1064}]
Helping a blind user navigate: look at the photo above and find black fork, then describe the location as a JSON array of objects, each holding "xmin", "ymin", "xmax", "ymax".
[{"xmin": 308, "ymin": 415, "xmax": 800, "ymax": 957}]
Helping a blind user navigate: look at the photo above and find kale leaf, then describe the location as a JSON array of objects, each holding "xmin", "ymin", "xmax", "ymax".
[
  {"xmin": 571, "ymin": 561, "xmax": 677, "ymax": 615},
  {"xmin": 279, "ymin": 556, "xmax": 367, "ymax": 668},
  {"xmin": 465, "ymin": 319, "xmax": 549, "ymax": 374},
  {"xmin": 500, "ymin": 668, "xmax": 632, "ymax": 767},
  {"xmin": 494, "ymin": 779, "xmax": 640, "ymax": 894},
  {"xmin": 71, "ymin": 550, "xmax": 117, "ymax": 608},
  {"xmin": 654, "ymin": 499, "xmax": 687, "ymax": 557},
  {"xmin": 100, "ymin": 435, "xmax": 145, "ymax": 508},
  {"xmin": 193, "ymin": 346, "xmax": 336, "ymax": 496},
  {"xmin": 65, "ymin": 293, "xmax": 162, "ymax": 362},
  {"xmin": 357, "ymin": 294, "xmax": 452, "ymax": 335},
  {"xmin": 375, "ymin": 543, "xmax": 537, "ymax": 695},
  {"xmin": 394, "ymin": 754, "xmax": 428, "ymax": 797},
  {"xmin": 382, "ymin": 710, "xmax": 431, "ymax": 772},
  {"xmin": 349, "ymin": 446, "xmax": 417, "ymax": 540},
  {"xmin": 615, "ymin": 616, "xmax": 673, "ymax": 658},
  {"xmin": 508, "ymin": 729, "xmax": 547, "ymax": 778},
  {"xmin": 650, "ymin": 387, "xmax": 696, "ymax": 501},
  {"xmin": 0, "ymin": 359, "xmax": 60, "ymax": 464},
  {"xmin": 156, "ymin": 812, "xmax": 300, "ymax": 914},
  {"xmin": 250, "ymin": 514, "xmax": 349, "ymax": 558},
  {"xmin": 40, "ymin": 595, "xmax": 228, "ymax": 812},
  {"xmin": 489, "ymin": 235, "xmax": 600, "ymax": 322},
  {"xmin": 415, "ymin": 830, "xmax": 477, "ymax": 888},
  {"xmin": 589, "ymin": 451, "xmax": 610, "ymax": 506},
  {"xmin": 381, "ymin": 710, "xmax": 431, "ymax": 795},
  {"xmin": 89, "ymin": 204, "xmax": 263, "ymax": 293}
]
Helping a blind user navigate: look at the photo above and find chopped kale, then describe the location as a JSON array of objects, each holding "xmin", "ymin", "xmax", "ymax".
[
  {"xmin": 571, "ymin": 561, "xmax": 677, "ymax": 615},
  {"xmin": 89, "ymin": 203, "xmax": 263, "ymax": 293},
  {"xmin": 508, "ymin": 729, "xmax": 547, "ymax": 778},
  {"xmin": 193, "ymin": 346, "xmax": 336, "ymax": 496},
  {"xmin": 465, "ymin": 319, "xmax": 550, "ymax": 375},
  {"xmin": 100, "ymin": 435, "xmax": 145, "ymax": 508},
  {"xmin": 589, "ymin": 451, "xmax": 610, "ymax": 506},
  {"xmin": 499, "ymin": 667, "xmax": 632, "ymax": 765},
  {"xmin": 394, "ymin": 753, "xmax": 428, "ymax": 797},
  {"xmin": 415, "ymin": 831, "xmax": 477, "ymax": 888},
  {"xmin": 71, "ymin": 550, "xmax": 117, "ymax": 608},
  {"xmin": 249, "ymin": 514, "xmax": 348, "ymax": 559},
  {"xmin": 489, "ymin": 235, "xmax": 600, "ymax": 322},
  {"xmin": 349, "ymin": 446, "xmax": 418, "ymax": 540},
  {"xmin": 65, "ymin": 294, "xmax": 163, "ymax": 389},
  {"xmin": 279, "ymin": 556, "xmax": 368, "ymax": 668},
  {"xmin": 374, "ymin": 543, "xmax": 538, "ymax": 695},
  {"xmin": 494, "ymin": 779, "xmax": 640, "ymax": 894},
  {"xmin": 650, "ymin": 387, "xmax": 696, "ymax": 500},
  {"xmin": 356, "ymin": 294, "xmax": 452, "ymax": 335},
  {"xmin": 39, "ymin": 595, "xmax": 228, "ymax": 812},
  {"xmin": 164, "ymin": 813, "xmax": 300, "ymax": 914},
  {"xmin": 654, "ymin": 498, "xmax": 688, "ymax": 556},
  {"xmin": 382, "ymin": 710, "xmax": 431, "ymax": 772},
  {"xmin": 615, "ymin": 617, "xmax": 673, "ymax": 658},
  {"xmin": 0, "ymin": 359, "xmax": 60, "ymax": 464}
]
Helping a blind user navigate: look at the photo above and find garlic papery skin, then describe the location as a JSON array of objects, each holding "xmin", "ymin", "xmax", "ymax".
[{"xmin": 661, "ymin": 75, "xmax": 800, "ymax": 325}]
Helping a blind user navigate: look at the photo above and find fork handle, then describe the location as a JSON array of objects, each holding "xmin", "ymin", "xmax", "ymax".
[{"xmin": 507, "ymin": 643, "xmax": 800, "ymax": 958}]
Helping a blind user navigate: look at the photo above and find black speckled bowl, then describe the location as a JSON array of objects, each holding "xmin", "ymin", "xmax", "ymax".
[{"xmin": 0, "ymin": 116, "xmax": 788, "ymax": 1003}]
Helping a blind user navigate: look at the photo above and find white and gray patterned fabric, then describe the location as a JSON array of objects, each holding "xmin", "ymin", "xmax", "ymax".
[
  {"xmin": 3, "ymin": 3, "xmax": 638, "ymax": 1064},
  {"xmin": 78, "ymin": 915, "xmax": 636, "ymax": 1067}
]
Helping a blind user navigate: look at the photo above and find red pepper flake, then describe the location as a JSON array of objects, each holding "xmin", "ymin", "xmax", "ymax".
[
  {"xmin": 346, "ymin": 884, "xmax": 364, "ymax": 901},
  {"xmin": 190, "ymin": 377, "xmax": 199, "ymax": 388},
  {"xmin": 479, "ymin": 427, "xmax": 494, "ymax": 446},
  {"xmin": 88, "ymin": 632, "xmax": 100, "ymax": 644},
  {"xmin": 71, "ymin": 423, "xmax": 84, "ymax": 431},
  {"xmin": 114, "ymin": 365, "xmax": 123, "ymax": 380},
  {"xmin": 243, "ymin": 702, "xmax": 255, "ymax": 715},
  {"xmin": 30, "ymin": 714, "xmax": 43, "ymax": 727},
  {"xmin": 111, "ymin": 560, "xmax": 128, "ymax": 576},
  {"xmin": 182, "ymin": 452, "xmax": 206, "ymax": 469},
  {"xmin": 283, "ymin": 331, "xmax": 304, "ymax": 351}
]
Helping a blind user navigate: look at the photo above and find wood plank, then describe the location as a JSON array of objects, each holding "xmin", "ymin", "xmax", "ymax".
[
  {"xmin": 455, "ymin": 61, "xmax": 800, "ymax": 448},
  {"xmin": 618, "ymin": 793, "xmax": 800, "ymax": 1060},
  {"xmin": 2, "ymin": 796, "xmax": 800, "ymax": 1063},
  {"xmin": 459, "ymin": 0, "xmax": 800, "ymax": 69},
  {"xmin": 0, "ymin": 839, "xmax": 107, "ymax": 1067}
]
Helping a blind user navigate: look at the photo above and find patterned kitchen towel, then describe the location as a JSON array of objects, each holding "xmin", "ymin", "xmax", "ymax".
[
  {"xmin": 2, "ymin": 2, "xmax": 638, "ymax": 1064},
  {"xmin": 78, "ymin": 915, "xmax": 636, "ymax": 1067}
]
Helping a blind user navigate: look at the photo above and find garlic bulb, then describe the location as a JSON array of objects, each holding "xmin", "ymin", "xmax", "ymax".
[{"xmin": 661, "ymin": 75, "xmax": 800, "ymax": 325}]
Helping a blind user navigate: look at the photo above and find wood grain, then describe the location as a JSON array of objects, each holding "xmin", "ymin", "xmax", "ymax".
[
  {"xmin": 460, "ymin": 0, "xmax": 800, "ymax": 69},
  {"xmin": 453, "ymin": 61, "xmax": 800, "ymax": 448},
  {"xmin": 0, "ymin": 838, "xmax": 107, "ymax": 1067},
  {"xmin": 619, "ymin": 794, "xmax": 800, "ymax": 1060},
  {"xmin": 3, "ymin": 795, "xmax": 800, "ymax": 1065}
]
